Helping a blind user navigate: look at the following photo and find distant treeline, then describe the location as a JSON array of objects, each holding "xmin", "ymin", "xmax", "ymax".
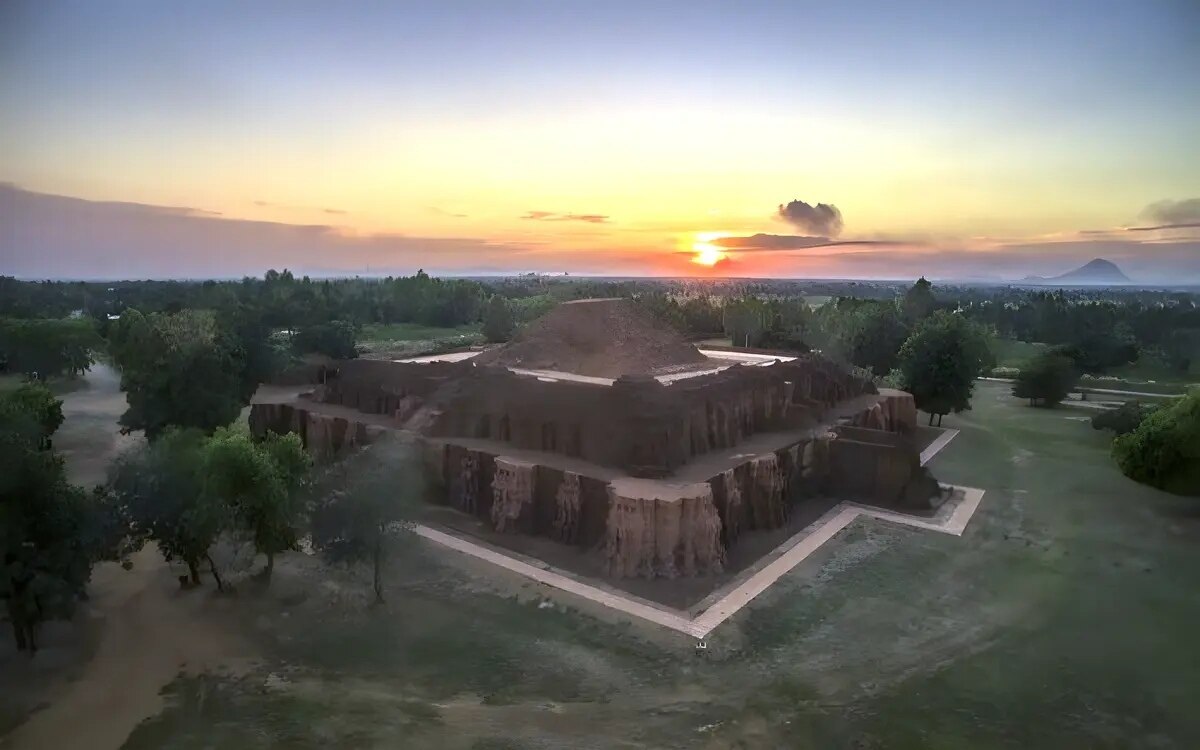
[{"xmin": 3, "ymin": 272, "xmax": 1199, "ymax": 378}]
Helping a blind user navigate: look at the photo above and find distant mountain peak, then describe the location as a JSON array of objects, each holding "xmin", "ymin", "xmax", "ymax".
[{"xmin": 1020, "ymin": 258, "xmax": 1132, "ymax": 285}]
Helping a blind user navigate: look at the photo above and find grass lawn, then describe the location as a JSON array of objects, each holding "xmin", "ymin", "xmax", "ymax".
[
  {"xmin": 358, "ymin": 322, "xmax": 481, "ymax": 343},
  {"xmin": 991, "ymin": 338, "xmax": 1196, "ymax": 394},
  {"xmin": 110, "ymin": 380, "xmax": 1200, "ymax": 749},
  {"xmin": 989, "ymin": 338, "xmax": 1049, "ymax": 369}
]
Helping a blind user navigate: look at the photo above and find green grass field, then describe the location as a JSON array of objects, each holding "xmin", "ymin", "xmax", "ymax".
[
  {"xmin": 117, "ymin": 380, "xmax": 1200, "ymax": 749},
  {"xmin": 358, "ymin": 322, "xmax": 482, "ymax": 343},
  {"xmin": 989, "ymin": 338, "xmax": 1049, "ymax": 369},
  {"xmin": 356, "ymin": 322, "xmax": 484, "ymax": 358}
]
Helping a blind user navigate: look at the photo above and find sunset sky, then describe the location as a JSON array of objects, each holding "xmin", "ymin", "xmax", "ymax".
[{"xmin": 2, "ymin": 1, "xmax": 1198, "ymax": 281}]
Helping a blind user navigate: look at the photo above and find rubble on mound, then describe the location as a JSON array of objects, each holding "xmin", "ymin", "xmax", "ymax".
[{"xmin": 472, "ymin": 297, "xmax": 707, "ymax": 378}]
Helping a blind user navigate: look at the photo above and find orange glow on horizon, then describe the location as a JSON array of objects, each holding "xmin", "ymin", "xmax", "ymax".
[{"xmin": 692, "ymin": 232, "xmax": 729, "ymax": 266}]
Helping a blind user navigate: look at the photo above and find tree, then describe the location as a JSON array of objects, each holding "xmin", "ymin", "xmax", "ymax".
[
  {"xmin": 203, "ymin": 428, "xmax": 311, "ymax": 582},
  {"xmin": 1161, "ymin": 328, "xmax": 1200, "ymax": 375},
  {"xmin": 897, "ymin": 312, "xmax": 992, "ymax": 426},
  {"xmin": 724, "ymin": 298, "xmax": 768, "ymax": 347},
  {"xmin": 482, "ymin": 295, "xmax": 515, "ymax": 343},
  {"xmin": 1, "ymin": 382, "xmax": 64, "ymax": 449},
  {"xmin": 1, "ymin": 388, "xmax": 113, "ymax": 651},
  {"xmin": 1092, "ymin": 400, "xmax": 1157, "ymax": 436},
  {"xmin": 309, "ymin": 437, "xmax": 424, "ymax": 603},
  {"xmin": 0, "ymin": 317, "xmax": 100, "ymax": 379},
  {"xmin": 1012, "ymin": 351, "xmax": 1079, "ymax": 408},
  {"xmin": 1112, "ymin": 392, "xmax": 1200, "ymax": 496},
  {"xmin": 110, "ymin": 429, "xmax": 229, "ymax": 589},
  {"xmin": 844, "ymin": 303, "xmax": 909, "ymax": 376},
  {"xmin": 110, "ymin": 309, "xmax": 249, "ymax": 439},
  {"xmin": 292, "ymin": 320, "xmax": 358, "ymax": 359},
  {"xmin": 901, "ymin": 277, "xmax": 936, "ymax": 324}
]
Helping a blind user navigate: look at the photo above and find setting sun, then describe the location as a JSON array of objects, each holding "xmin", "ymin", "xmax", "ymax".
[{"xmin": 692, "ymin": 232, "xmax": 728, "ymax": 266}]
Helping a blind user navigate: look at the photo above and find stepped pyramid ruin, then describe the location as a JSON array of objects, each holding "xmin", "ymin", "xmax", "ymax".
[{"xmin": 251, "ymin": 298, "xmax": 940, "ymax": 580}]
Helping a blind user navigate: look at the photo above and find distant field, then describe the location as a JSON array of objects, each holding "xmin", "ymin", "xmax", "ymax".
[
  {"xmin": 805, "ymin": 295, "xmax": 833, "ymax": 308},
  {"xmin": 1106, "ymin": 357, "xmax": 1198, "ymax": 385},
  {"xmin": 990, "ymin": 337, "xmax": 1197, "ymax": 390},
  {"xmin": 989, "ymin": 338, "xmax": 1049, "ymax": 368},
  {"xmin": 356, "ymin": 322, "xmax": 484, "ymax": 359},
  {"xmin": 358, "ymin": 322, "xmax": 481, "ymax": 343}
]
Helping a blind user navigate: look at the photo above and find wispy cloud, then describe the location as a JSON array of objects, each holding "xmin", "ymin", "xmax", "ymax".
[
  {"xmin": 427, "ymin": 206, "xmax": 469, "ymax": 219},
  {"xmin": 521, "ymin": 210, "xmax": 609, "ymax": 224},
  {"xmin": 713, "ymin": 234, "xmax": 902, "ymax": 252},
  {"xmin": 253, "ymin": 199, "xmax": 349, "ymax": 216}
]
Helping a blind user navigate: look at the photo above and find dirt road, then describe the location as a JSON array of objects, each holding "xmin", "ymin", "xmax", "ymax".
[
  {"xmin": 2, "ymin": 551, "xmax": 249, "ymax": 750},
  {"xmin": 2, "ymin": 366, "xmax": 250, "ymax": 750}
]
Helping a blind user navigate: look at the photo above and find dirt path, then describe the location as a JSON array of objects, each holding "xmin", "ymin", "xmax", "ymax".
[
  {"xmin": 4, "ymin": 366, "xmax": 250, "ymax": 750},
  {"xmin": 2, "ymin": 548, "xmax": 249, "ymax": 750}
]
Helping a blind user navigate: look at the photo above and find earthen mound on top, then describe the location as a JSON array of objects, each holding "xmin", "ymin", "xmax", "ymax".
[{"xmin": 473, "ymin": 298, "xmax": 708, "ymax": 378}]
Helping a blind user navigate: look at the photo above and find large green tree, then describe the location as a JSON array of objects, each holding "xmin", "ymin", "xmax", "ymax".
[
  {"xmin": 110, "ymin": 309, "xmax": 249, "ymax": 439},
  {"xmin": 1112, "ymin": 392, "xmax": 1200, "ymax": 496},
  {"xmin": 1, "ymin": 387, "xmax": 115, "ymax": 651},
  {"xmin": 309, "ymin": 437, "xmax": 423, "ymax": 603},
  {"xmin": 292, "ymin": 320, "xmax": 358, "ymax": 359},
  {"xmin": 481, "ymin": 295, "xmax": 516, "ymax": 343},
  {"xmin": 110, "ymin": 428, "xmax": 229, "ymax": 589},
  {"xmin": 1, "ymin": 382, "xmax": 64, "ymax": 448},
  {"xmin": 1012, "ymin": 351, "xmax": 1079, "ymax": 407},
  {"xmin": 203, "ymin": 428, "xmax": 311, "ymax": 582},
  {"xmin": 901, "ymin": 277, "xmax": 936, "ymax": 324},
  {"xmin": 897, "ymin": 311, "xmax": 993, "ymax": 426},
  {"xmin": 0, "ymin": 317, "xmax": 100, "ymax": 379}
]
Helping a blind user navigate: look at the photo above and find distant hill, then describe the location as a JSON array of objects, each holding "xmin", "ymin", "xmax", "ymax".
[{"xmin": 1021, "ymin": 258, "xmax": 1132, "ymax": 286}]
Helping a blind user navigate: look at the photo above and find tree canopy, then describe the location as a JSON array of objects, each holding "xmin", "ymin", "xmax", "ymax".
[
  {"xmin": 0, "ymin": 317, "xmax": 100, "ymax": 379},
  {"xmin": 1092, "ymin": 400, "xmax": 1158, "ymax": 436},
  {"xmin": 1112, "ymin": 392, "xmax": 1200, "ymax": 496},
  {"xmin": 902, "ymin": 277, "xmax": 936, "ymax": 324},
  {"xmin": 309, "ymin": 436, "xmax": 424, "ymax": 603},
  {"xmin": 482, "ymin": 295, "xmax": 516, "ymax": 343},
  {"xmin": 292, "ymin": 320, "xmax": 359, "ymax": 359},
  {"xmin": 203, "ymin": 428, "xmax": 311, "ymax": 581},
  {"xmin": 897, "ymin": 312, "xmax": 993, "ymax": 425},
  {"xmin": 109, "ymin": 309, "xmax": 251, "ymax": 439},
  {"xmin": 1012, "ymin": 351, "xmax": 1079, "ymax": 407},
  {"xmin": 1, "ymin": 385, "xmax": 115, "ymax": 651},
  {"xmin": 109, "ymin": 428, "xmax": 228, "ymax": 588}
]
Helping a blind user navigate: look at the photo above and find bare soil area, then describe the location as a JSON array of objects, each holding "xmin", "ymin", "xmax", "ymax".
[
  {"xmin": 473, "ymin": 298, "xmax": 707, "ymax": 378},
  {"xmin": 1, "ymin": 366, "xmax": 249, "ymax": 750}
]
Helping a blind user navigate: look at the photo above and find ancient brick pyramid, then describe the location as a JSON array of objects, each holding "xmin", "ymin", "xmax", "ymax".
[{"xmin": 474, "ymin": 298, "xmax": 708, "ymax": 378}]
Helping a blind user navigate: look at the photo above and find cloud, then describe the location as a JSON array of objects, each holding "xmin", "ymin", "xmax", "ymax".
[
  {"xmin": 254, "ymin": 199, "xmax": 349, "ymax": 216},
  {"xmin": 1138, "ymin": 198, "xmax": 1200, "ymax": 230},
  {"xmin": 0, "ymin": 184, "xmax": 535, "ymax": 279},
  {"xmin": 713, "ymin": 234, "xmax": 901, "ymax": 252},
  {"xmin": 521, "ymin": 211, "xmax": 609, "ymax": 224},
  {"xmin": 776, "ymin": 199, "xmax": 843, "ymax": 236},
  {"xmin": 427, "ymin": 206, "xmax": 469, "ymax": 219},
  {"xmin": 1127, "ymin": 221, "xmax": 1200, "ymax": 232}
]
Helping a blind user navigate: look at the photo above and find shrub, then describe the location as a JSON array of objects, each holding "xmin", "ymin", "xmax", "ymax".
[
  {"xmin": 1111, "ymin": 392, "xmax": 1200, "ymax": 496},
  {"xmin": 1012, "ymin": 352, "xmax": 1078, "ymax": 407},
  {"xmin": 1091, "ymin": 401, "xmax": 1157, "ymax": 436}
]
